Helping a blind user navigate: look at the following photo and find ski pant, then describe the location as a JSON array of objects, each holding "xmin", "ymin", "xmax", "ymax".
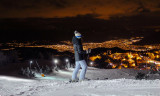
[{"xmin": 72, "ymin": 60, "xmax": 87, "ymax": 80}]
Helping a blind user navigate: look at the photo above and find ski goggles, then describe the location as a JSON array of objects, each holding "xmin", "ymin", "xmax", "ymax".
[{"xmin": 76, "ymin": 35, "xmax": 82, "ymax": 38}]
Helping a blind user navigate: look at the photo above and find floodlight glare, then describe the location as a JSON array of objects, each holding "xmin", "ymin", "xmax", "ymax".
[
  {"xmin": 65, "ymin": 59, "xmax": 69, "ymax": 62},
  {"xmin": 30, "ymin": 61, "xmax": 33, "ymax": 64},
  {"xmin": 54, "ymin": 59, "xmax": 58, "ymax": 64},
  {"xmin": 90, "ymin": 62, "xmax": 93, "ymax": 65}
]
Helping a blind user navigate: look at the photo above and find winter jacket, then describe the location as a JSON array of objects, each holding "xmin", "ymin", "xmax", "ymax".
[{"xmin": 72, "ymin": 36, "xmax": 86, "ymax": 61}]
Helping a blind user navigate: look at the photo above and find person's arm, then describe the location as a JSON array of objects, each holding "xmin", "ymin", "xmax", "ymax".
[{"xmin": 75, "ymin": 44, "xmax": 86, "ymax": 54}]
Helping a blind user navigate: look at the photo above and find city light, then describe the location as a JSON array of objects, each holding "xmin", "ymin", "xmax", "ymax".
[
  {"xmin": 2, "ymin": 38, "xmax": 160, "ymax": 70},
  {"xmin": 109, "ymin": 63, "xmax": 113, "ymax": 66},
  {"xmin": 3, "ymin": 38, "xmax": 160, "ymax": 52}
]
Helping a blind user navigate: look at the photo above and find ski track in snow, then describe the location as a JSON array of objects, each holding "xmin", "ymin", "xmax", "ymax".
[{"xmin": 0, "ymin": 68, "xmax": 160, "ymax": 96}]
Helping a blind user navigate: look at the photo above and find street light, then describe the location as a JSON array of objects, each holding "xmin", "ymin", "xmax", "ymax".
[
  {"xmin": 90, "ymin": 62, "xmax": 94, "ymax": 66},
  {"xmin": 30, "ymin": 61, "xmax": 33, "ymax": 64},
  {"xmin": 109, "ymin": 63, "xmax": 113, "ymax": 66},
  {"xmin": 54, "ymin": 59, "xmax": 58, "ymax": 64},
  {"xmin": 65, "ymin": 59, "xmax": 69, "ymax": 62},
  {"xmin": 65, "ymin": 59, "xmax": 69, "ymax": 69},
  {"xmin": 53, "ymin": 59, "xmax": 59, "ymax": 71},
  {"xmin": 29, "ymin": 60, "xmax": 33, "ymax": 69}
]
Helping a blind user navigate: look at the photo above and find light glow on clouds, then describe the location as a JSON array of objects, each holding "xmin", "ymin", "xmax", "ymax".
[{"xmin": 0, "ymin": 0, "xmax": 160, "ymax": 19}]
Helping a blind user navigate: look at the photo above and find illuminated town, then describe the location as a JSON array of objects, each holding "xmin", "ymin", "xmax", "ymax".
[
  {"xmin": 1, "ymin": 37, "xmax": 160, "ymax": 52},
  {"xmin": 89, "ymin": 50, "xmax": 160, "ymax": 69},
  {"xmin": 1, "ymin": 37, "xmax": 160, "ymax": 70}
]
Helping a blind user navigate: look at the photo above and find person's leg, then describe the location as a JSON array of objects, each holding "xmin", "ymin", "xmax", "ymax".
[
  {"xmin": 79, "ymin": 60, "xmax": 87, "ymax": 80},
  {"xmin": 72, "ymin": 61, "xmax": 80, "ymax": 80}
]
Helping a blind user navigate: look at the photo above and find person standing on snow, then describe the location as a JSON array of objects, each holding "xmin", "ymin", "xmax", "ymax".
[{"xmin": 71, "ymin": 30, "xmax": 91, "ymax": 82}]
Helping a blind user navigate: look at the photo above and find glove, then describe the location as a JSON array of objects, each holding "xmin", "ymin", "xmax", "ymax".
[{"xmin": 86, "ymin": 48, "xmax": 91, "ymax": 54}]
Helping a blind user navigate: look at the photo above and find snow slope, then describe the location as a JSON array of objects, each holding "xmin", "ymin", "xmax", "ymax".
[{"xmin": 0, "ymin": 68, "xmax": 160, "ymax": 96}]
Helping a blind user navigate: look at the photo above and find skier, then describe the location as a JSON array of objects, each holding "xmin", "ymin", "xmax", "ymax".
[{"xmin": 71, "ymin": 30, "xmax": 91, "ymax": 82}]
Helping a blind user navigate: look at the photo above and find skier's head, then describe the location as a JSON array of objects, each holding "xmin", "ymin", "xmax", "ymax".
[{"xmin": 74, "ymin": 30, "xmax": 81, "ymax": 39}]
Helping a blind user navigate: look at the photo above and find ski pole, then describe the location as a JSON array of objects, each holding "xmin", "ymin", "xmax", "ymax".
[{"xmin": 87, "ymin": 48, "xmax": 91, "ymax": 64}]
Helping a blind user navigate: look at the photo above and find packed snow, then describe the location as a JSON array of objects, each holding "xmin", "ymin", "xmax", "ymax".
[{"xmin": 0, "ymin": 67, "xmax": 160, "ymax": 96}]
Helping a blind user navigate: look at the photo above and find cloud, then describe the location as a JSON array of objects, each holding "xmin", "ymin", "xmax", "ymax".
[{"xmin": 0, "ymin": 0, "xmax": 160, "ymax": 19}]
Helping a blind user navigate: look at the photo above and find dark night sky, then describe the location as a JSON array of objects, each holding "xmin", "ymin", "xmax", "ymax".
[
  {"xmin": 0, "ymin": 0, "xmax": 160, "ymax": 19},
  {"xmin": 0, "ymin": 0, "xmax": 160, "ymax": 44}
]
